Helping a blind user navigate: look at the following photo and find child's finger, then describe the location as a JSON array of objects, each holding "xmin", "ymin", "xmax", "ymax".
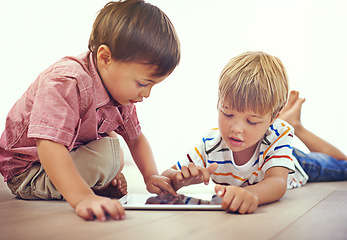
[
  {"xmin": 238, "ymin": 200, "xmax": 252, "ymax": 214},
  {"xmin": 180, "ymin": 165, "xmax": 191, "ymax": 178},
  {"xmin": 175, "ymin": 172, "xmax": 184, "ymax": 182},
  {"xmin": 75, "ymin": 207, "xmax": 94, "ymax": 221},
  {"xmin": 187, "ymin": 163, "xmax": 199, "ymax": 177},
  {"xmin": 198, "ymin": 163, "xmax": 219, "ymax": 184},
  {"xmin": 151, "ymin": 180, "xmax": 178, "ymax": 197},
  {"xmin": 103, "ymin": 200, "xmax": 125, "ymax": 220},
  {"xmin": 215, "ymin": 184, "xmax": 226, "ymax": 197},
  {"xmin": 91, "ymin": 204, "xmax": 107, "ymax": 222},
  {"xmin": 208, "ymin": 163, "xmax": 219, "ymax": 174},
  {"xmin": 228, "ymin": 193, "xmax": 242, "ymax": 213},
  {"xmin": 198, "ymin": 167, "xmax": 211, "ymax": 185},
  {"xmin": 159, "ymin": 181, "xmax": 178, "ymax": 196},
  {"xmin": 221, "ymin": 189, "xmax": 236, "ymax": 212}
]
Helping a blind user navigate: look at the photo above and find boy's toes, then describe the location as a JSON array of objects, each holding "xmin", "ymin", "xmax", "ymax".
[
  {"xmin": 286, "ymin": 90, "xmax": 299, "ymax": 106},
  {"xmin": 94, "ymin": 185, "xmax": 126, "ymax": 199},
  {"xmin": 93, "ymin": 172, "xmax": 127, "ymax": 199}
]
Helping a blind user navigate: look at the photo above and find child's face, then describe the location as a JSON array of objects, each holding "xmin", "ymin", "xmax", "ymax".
[
  {"xmin": 218, "ymin": 102, "xmax": 275, "ymax": 157},
  {"xmin": 100, "ymin": 60, "xmax": 168, "ymax": 105}
]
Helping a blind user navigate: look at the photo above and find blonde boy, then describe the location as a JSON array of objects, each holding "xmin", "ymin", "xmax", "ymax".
[
  {"xmin": 163, "ymin": 51, "xmax": 347, "ymax": 214},
  {"xmin": 163, "ymin": 51, "xmax": 305, "ymax": 213}
]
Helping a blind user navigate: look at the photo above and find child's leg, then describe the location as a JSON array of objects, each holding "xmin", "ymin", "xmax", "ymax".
[
  {"xmin": 7, "ymin": 137, "xmax": 126, "ymax": 200},
  {"xmin": 293, "ymin": 147, "xmax": 347, "ymax": 182},
  {"xmin": 6, "ymin": 163, "xmax": 64, "ymax": 200},
  {"xmin": 279, "ymin": 90, "xmax": 347, "ymax": 161},
  {"xmin": 70, "ymin": 137, "xmax": 127, "ymax": 198}
]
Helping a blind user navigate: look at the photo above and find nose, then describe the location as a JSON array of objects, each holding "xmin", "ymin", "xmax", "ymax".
[
  {"xmin": 140, "ymin": 87, "xmax": 152, "ymax": 98},
  {"xmin": 230, "ymin": 119, "xmax": 244, "ymax": 134}
]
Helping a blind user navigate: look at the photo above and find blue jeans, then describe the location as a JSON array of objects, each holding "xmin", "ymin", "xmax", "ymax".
[{"xmin": 292, "ymin": 148, "xmax": 347, "ymax": 182}]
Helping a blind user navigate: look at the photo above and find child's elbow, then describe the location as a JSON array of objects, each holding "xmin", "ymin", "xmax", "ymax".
[{"xmin": 277, "ymin": 178, "xmax": 288, "ymax": 199}]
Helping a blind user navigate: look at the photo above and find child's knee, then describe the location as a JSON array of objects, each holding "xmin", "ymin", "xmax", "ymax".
[
  {"xmin": 7, "ymin": 164, "xmax": 63, "ymax": 200},
  {"xmin": 70, "ymin": 137, "xmax": 124, "ymax": 189}
]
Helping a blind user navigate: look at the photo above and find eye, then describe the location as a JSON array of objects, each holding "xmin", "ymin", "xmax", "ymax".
[
  {"xmin": 137, "ymin": 82, "xmax": 149, "ymax": 87},
  {"xmin": 247, "ymin": 119, "xmax": 258, "ymax": 125},
  {"xmin": 222, "ymin": 111, "xmax": 233, "ymax": 117}
]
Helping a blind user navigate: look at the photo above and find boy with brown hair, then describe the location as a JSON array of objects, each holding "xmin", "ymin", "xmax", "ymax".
[{"xmin": 0, "ymin": 0, "xmax": 180, "ymax": 221}]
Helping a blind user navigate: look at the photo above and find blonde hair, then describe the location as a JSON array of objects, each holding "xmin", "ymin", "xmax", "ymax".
[
  {"xmin": 88, "ymin": 0, "xmax": 180, "ymax": 77},
  {"xmin": 218, "ymin": 51, "xmax": 288, "ymax": 119}
]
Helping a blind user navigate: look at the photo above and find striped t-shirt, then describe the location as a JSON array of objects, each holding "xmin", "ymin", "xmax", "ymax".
[{"xmin": 177, "ymin": 119, "xmax": 308, "ymax": 189}]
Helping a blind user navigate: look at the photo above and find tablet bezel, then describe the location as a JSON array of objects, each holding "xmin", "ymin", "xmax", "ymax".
[{"xmin": 119, "ymin": 193, "xmax": 223, "ymax": 210}]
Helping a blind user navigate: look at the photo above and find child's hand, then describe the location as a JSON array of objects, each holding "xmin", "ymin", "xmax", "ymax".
[
  {"xmin": 146, "ymin": 175, "xmax": 178, "ymax": 196},
  {"xmin": 175, "ymin": 162, "xmax": 218, "ymax": 186},
  {"xmin": 75, "ymin": 194, "xmax": 125, "ymax": 221},
  {"xmin": 215, "ymin": 184, "xmax": 259, "ymax": 214}
]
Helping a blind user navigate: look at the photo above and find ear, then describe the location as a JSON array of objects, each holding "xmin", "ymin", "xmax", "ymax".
[{"xmin": 97, "ymin": 45, "xmax": 112, "ymax": 67}]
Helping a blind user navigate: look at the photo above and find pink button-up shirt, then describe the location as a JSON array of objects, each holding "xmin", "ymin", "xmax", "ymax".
[{"xmin": 0, "ymin": 52, "xmax": 141, "ymax": 181}]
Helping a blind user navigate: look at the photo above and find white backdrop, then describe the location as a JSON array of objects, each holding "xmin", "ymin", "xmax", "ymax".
[{"xmin": 1, "ymin": 0, "xmax": 346, "ymax": 172}]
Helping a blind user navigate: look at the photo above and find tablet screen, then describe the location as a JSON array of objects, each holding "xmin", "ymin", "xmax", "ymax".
[{"xmin": 119, "ymin": 193, "xmax": 223, "ymax": 210}]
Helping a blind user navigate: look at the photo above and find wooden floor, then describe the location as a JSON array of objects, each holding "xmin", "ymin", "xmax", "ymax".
[{"xmin": 1, "ymin": 162, "xmax": 347, "ymax": 240}]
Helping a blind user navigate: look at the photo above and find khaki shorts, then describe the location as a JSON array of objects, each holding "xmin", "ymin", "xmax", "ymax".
[{"xmin": 7, "ymin": 137, "xmax": 123, "ymax": 200}]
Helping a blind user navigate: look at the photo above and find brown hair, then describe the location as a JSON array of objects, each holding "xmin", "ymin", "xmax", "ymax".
[
  {"xmin": 218, "ymin": 51, "xmax": 289, "ymax": 119},
  {"xmin": 88, "ymin": 0, "xmax": 180, "ymax": 77}
]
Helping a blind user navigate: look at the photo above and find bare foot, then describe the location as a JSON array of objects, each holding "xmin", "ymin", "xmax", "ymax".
[
  {"xmin": 111, "ymin": 172, "xmax": 128, "ymax": 196},
  {"xmin": 280, "ymin": 91, "xmax": 347, "ymax": 161},
  {"xmin": 278, "ymin": 90, "xmax": 305, "ymax": 129},
  {"xmin": 93, "ymin": 172, "xmax": 128, "ymax": 199}
]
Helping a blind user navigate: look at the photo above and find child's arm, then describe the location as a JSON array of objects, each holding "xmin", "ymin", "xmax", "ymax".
[
  {"xmin": 125, "ymin": 133, "xmax": 177, "ymax": 196},
  {"xmin": 215, "ymin": 166, "xmax": 289, "ymax": 214},
  {"xmin": 36, "ymin": 139, "xmax": 125, "ymax": 221},
  {"xmin": 162, "ymin": 163, "xmax": 218, "ymax": 191}
]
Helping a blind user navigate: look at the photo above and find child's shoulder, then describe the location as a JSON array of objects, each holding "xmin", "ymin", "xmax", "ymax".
[
  {"xmin": 264, "ymin": 119, "xmax": 294, "ymax": 144},
  {"xmin": 41, "ymin": 52, "xmax": 92, "ymax": 81},
  {"xmin": 272, "ymin": 119, "xmax": 294, "ymax": 131},
  {"xmin": 201, "ymin": 128, "xmax": 222, "ymax": 148},
  {"xmin": 202, "ymin": 127, "xmax": 220, "ymax": 139}
]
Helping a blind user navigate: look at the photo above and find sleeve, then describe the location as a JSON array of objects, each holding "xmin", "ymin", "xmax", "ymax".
[
  {"xmin": 176, "ymin": 134, "xmax": 209, "ymax": 170},
  {"xmin": 27, "ymin": 67, "xmax": 81, "ymax": 148},
  {"xmin": 261, "ymin": 122, "xmax": 296, "ymax": 174},
  {"xmin": 116, "ymin": 104, "xmax": 142, "ymax": 141}
]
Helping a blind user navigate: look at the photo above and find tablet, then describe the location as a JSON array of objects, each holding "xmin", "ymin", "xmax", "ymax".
[{"xmin": 119, "ymin": 193, "xmax": 223, "ymax": 210}]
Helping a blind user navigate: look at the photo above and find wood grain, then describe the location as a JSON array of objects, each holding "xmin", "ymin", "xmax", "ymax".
[{"xmin": 1, "ymin": 162, "xmax": 346, "ymax": 240}]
